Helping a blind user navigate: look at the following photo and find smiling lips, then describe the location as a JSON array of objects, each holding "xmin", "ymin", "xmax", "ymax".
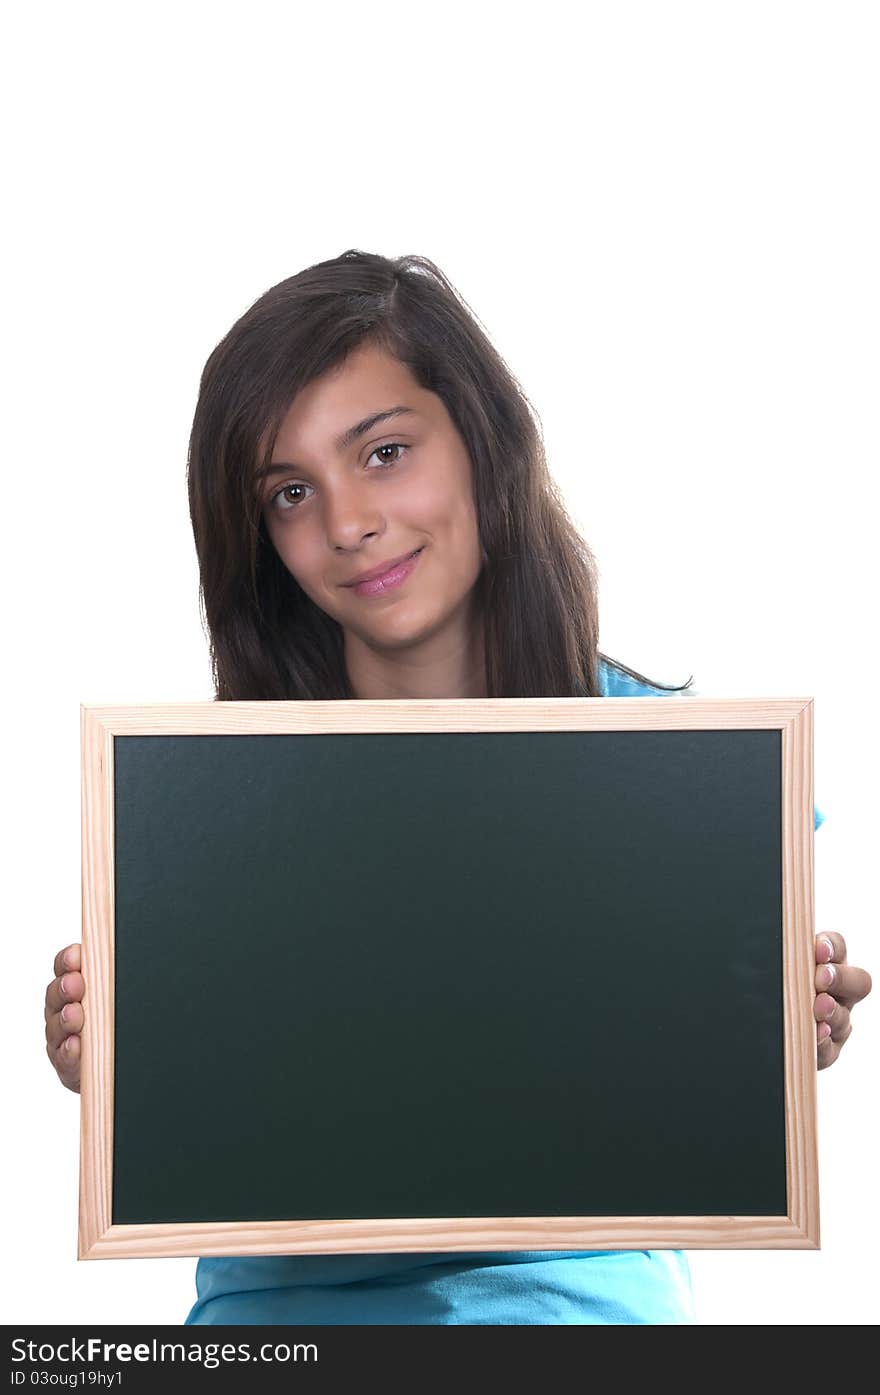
[{"xmin": 345, "ymin": 548, "xmax": 424, "ymax": 596}]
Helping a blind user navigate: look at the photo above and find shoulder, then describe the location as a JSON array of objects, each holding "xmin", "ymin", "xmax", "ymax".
[{"xmin": 597, "ymin": 657, "xmax": 693, "ymax": 699}]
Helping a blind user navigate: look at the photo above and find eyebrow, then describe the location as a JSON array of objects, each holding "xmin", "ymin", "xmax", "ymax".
[{"xmin": 254, "ymin": 406, "xmax": 419, "ymax": 480}]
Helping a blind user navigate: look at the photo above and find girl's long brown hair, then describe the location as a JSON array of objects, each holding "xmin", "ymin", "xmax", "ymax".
[{"xmin": 187, "ymin": 250, "xmax": 692, "ymax": 701}]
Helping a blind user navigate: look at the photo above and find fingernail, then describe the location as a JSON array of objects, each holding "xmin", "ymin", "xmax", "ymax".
[
  {"xmin": 818, "ymin": 964, "xmax": 836, "ymax": 988},
  {"xmin": 63, "ymin": 950, "xmax": 74, "ymax": 968},
  {"xmin": 818, "ymin": 1023, "xmax": 832, "ymax": 1042},
  {"xmin": 820, "ymin": 937, "xmax": 835, "ymax": 961},
  {"xmin": 61, "ymin": 1005, "xmax": 70, "ymax": 1024},
  {"xmin": 59, "ymin": 976, "xmax": 68, "ymax": 998}
]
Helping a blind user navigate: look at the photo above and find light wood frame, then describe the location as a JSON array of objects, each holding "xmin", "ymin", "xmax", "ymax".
[{"xmin": 79, "ymin": 696, "xmax": 819, "ymax": 1259}]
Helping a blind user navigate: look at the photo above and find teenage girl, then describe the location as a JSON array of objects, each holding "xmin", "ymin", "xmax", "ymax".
[{"xmin": 44, "ymin": 251, "xmax": 872, "ymax": 1324}]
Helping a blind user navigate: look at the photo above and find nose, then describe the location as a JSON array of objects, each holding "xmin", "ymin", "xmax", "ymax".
[{"xmin": 323, "ymin": 479, "xmax": 386, "ymax": 553}]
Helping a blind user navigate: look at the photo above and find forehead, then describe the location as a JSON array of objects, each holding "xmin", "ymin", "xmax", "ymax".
[{"xmin": 272, "ymin": 344, "xmax": 429, "ymax": 450}]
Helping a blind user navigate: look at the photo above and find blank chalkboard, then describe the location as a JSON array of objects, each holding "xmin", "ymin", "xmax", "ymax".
[{"xmin": 78, "ymin": 697, "xmax": 819, "ymax": 1259}]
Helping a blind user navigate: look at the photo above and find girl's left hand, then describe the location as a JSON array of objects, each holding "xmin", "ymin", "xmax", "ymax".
[{"xmin": 814, "ymin": 932, "xmax": 872, "ymax": 1070}]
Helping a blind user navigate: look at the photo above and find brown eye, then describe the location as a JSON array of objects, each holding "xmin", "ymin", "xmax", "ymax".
[
  {"xmin": 368, "ymin": 443, "xmax": 408, "ymax": 468},
  {"xmin": 269, "ymin": 482, "xmax": 313, "ymax": 513}
]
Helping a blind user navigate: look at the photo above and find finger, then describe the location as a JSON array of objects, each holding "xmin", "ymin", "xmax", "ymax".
[
  {"xmin": 813, "ymin": 992, "xmax": 838, "ymax": 1022},
  {"xmin": 45, "ymin": 970, "xmax": 85, "ymax": 1020},
  {"xmin": 47, "ymin": 1031, "xmax": 81, "ymax": 1093},
  {"xmin": 815, "ymin": 932, "xmax": 847, "ymax": 965},
  {"xmin": 817, "ymin": 1030, "xmax": 839, "ymax": 1070},
  {"xmin": 814, "ymin": 961, "xmax": 873, "ymax": 1009},
  {"xmin": 53, "ymin": 944, "xmax": 81, "ymax": 979},
  {"xmin": 45, "ymin": 1002, "xmax": 84, "ymax": 1051},
  {"xmin": 828, "ymin": 1003, "xmax": 852, "ymax": 1047},
  {"xmin": 817, "ymin": 1021, "xmax": 852, "ymax": 1070},
  {"xmin": 816, "ymin": 993, "xmax": 855, "ymax": 1070},
  {"xmin": 815, "ymin": 1002, "xmax": 851, "ymax": 1046},
  {"xmin": 814, "ymin": 1009, "xmax": 847, "ymax": 1043}
]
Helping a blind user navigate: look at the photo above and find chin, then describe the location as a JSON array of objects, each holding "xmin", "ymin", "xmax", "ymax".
[{"xmin": 364, "ymin": 609, "xmax": 449, "ymax": 649}]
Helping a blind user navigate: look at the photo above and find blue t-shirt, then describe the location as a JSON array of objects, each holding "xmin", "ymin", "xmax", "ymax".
[{"xmin": 185, "ymin": 660, "xmax": 825, "ymax": 1325}]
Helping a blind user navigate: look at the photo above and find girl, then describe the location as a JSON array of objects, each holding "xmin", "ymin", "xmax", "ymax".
[{"xmin": 45, "ymin": 250, "xmax": 872, "ymax": 1324}]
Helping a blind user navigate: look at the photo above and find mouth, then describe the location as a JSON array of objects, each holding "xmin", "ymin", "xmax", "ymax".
[{"xmin": 346, "ymin": 547, "xmax": 424, "ymax": 597}]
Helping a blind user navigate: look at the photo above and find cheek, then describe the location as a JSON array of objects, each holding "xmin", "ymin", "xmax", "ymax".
[
  {"xmin": 419, "ymin": 473, "xmax": 477, "ymax": 538},
  {"xmin": 265, "ymin": 519, "xmax": 314, "ymax": 592},
  {"xmin": 447, "ymin": 492, "xmax": 482, "ymax": 554}
]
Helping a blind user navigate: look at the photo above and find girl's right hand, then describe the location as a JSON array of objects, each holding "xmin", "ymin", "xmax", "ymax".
[{"xmin": 45, "ymin": 943, "xmax": 84, "ymax": 1093}]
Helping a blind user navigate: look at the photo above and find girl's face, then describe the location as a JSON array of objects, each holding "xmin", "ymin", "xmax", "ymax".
[{"xmin": 256, "ymin": 343, "xmax": 487, "ymax": 697}]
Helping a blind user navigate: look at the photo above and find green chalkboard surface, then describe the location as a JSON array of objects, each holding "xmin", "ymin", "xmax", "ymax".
[
  {"xmin": 78, "ymin": 697, "xmax": 819, "ymax": 1258},
  {"xmin": 113, "ymin": 727, "xmax": 784, "ymax": 1223}
]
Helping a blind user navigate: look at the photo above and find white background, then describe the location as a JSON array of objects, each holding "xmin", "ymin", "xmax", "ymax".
[{"xmin": 4, "ymin": 0, "xmax": 876, "ymax": 1326}]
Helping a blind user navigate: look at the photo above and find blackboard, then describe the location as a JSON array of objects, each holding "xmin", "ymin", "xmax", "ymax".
[{"xmin": 78, "ymin": 697, "xmax": 819, "ymax": 1258}]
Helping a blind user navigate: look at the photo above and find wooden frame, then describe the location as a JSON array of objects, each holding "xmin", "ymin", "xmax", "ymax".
[{"xmin": 79, "ymin": 696, "xmax": 819, "ymax": 1259}]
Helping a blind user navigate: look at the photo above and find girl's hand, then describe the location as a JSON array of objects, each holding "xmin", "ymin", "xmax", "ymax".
[
  {"xmin": 45, "ymin": 943, "xmax": 84, "ymax": 1094},
  {"xmin": 814, "ymin": 932, "xmax": 872, "ymax": 1070}
]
